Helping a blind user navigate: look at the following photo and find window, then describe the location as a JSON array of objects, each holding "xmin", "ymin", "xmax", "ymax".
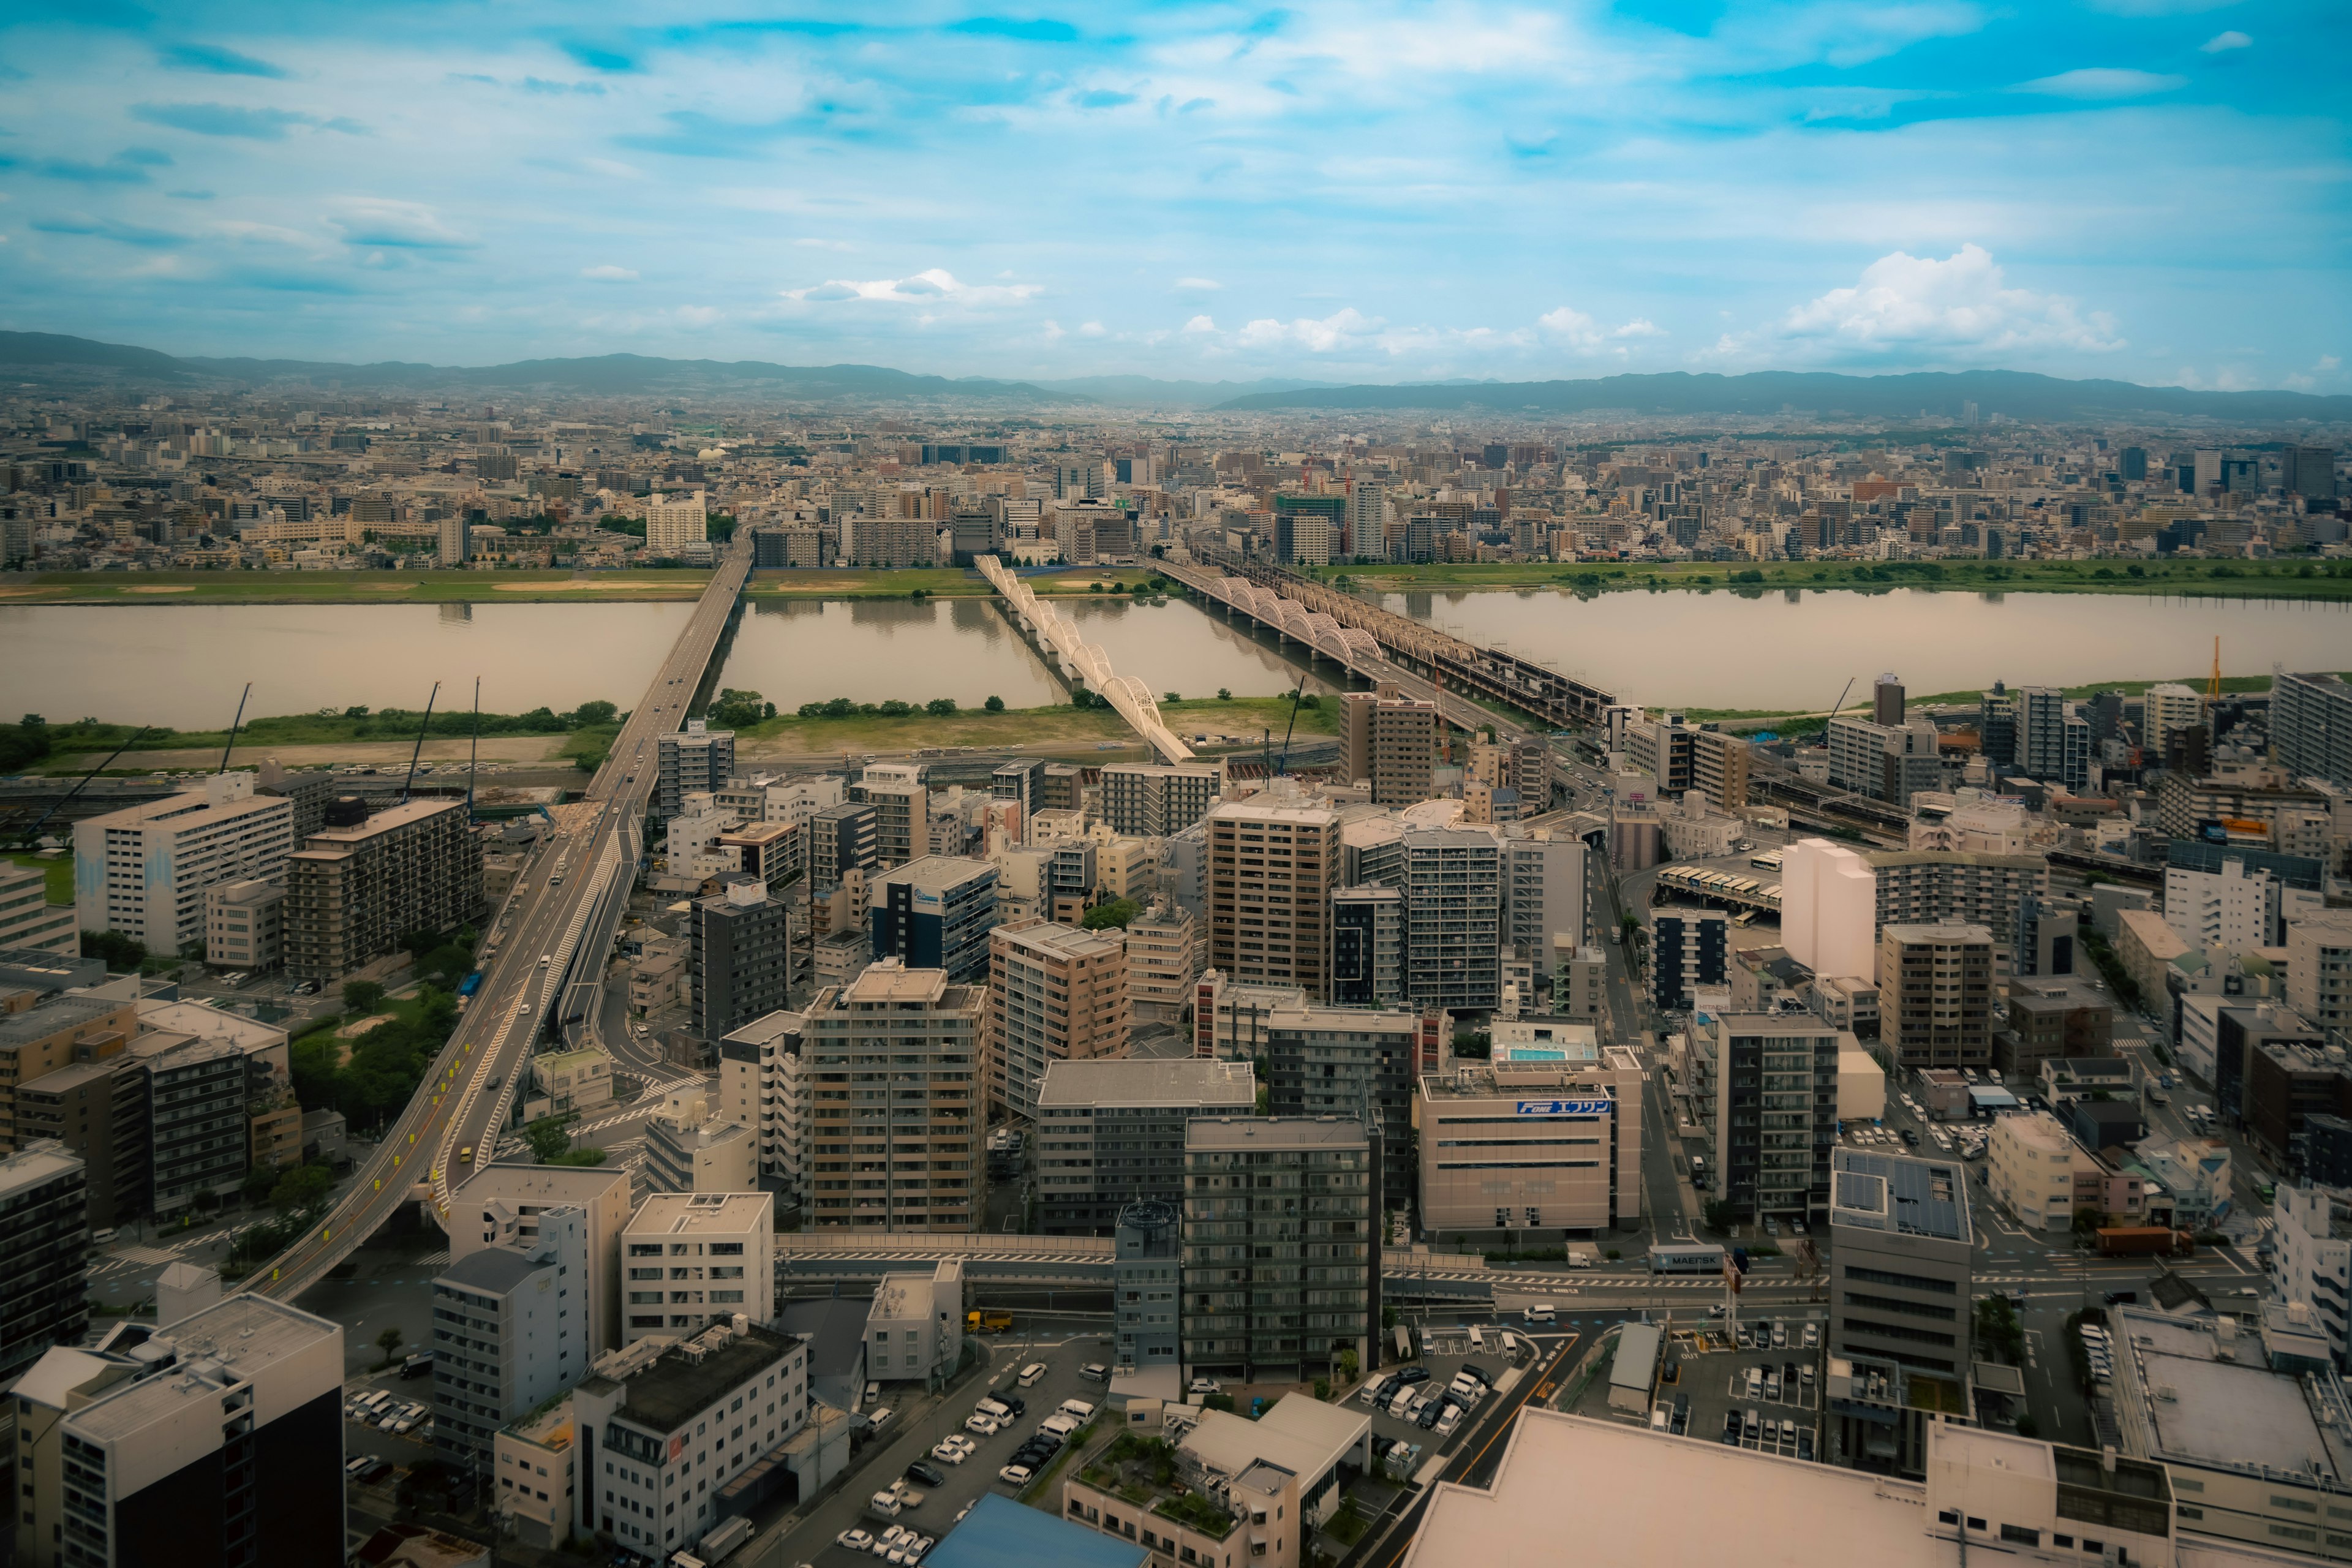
[
  {"xmin": 2000, "ymin": 1526, "xmax": 2039, "ymax": 1547},
  {"xmin": 2178, "ymin": 1506, "xmax": 2204, "ymax": 1521}
]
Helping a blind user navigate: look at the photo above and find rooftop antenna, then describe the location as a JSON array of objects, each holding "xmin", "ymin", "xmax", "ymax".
[
  {"xmin": 216, "ymin": 682, "xmax": 251, "ymax": 774},
  {"xmin": 399, "ymin": 682, "xmax": 440, "ymax": 803}
]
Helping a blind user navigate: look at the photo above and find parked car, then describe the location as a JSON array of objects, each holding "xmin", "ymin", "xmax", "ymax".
[
  {"xmin": 1019, "ymin": 1363, "xmax": 1049, "ymax": 1387},
  {"xmin": 964, "ymin": 1414, "xmax": 1001, "ymax": 1437},
  {"xmin": 1079, "ymin": 1363, "xmax": 1110, "ymax": 1382},
  {"xmin": 931, "ymin": 1441, "xmax": 970, "ymax": 1465},
  {"xmin": 839, "ymin": 1531, "xmax": 875, "ymax": 1552},
  {"xmin": 869, "ymin": 1406, "xmax": 895, "ymax": 1430},
  {"xmin": 1395, "ymin": 1366, "xmax": 1431, "ymax": 1385},
  {"xmin": 1801, "ymin": 1323, "xmax": 1819, "ymax": 1350},
  {"xmin": 1188, "ymin": 1378, "xmax": 1223, "ymax": 1396},
  {"xmin": 906, "ymin": 1461, "xmax": 948, "ymax": 1488},
  {"xmin": 998, "ymin": 1464, "xmax": 1034, "ymax": 1486},
  {"xmin": 1434, "ymin": 1404, "xmax": 1463, "ymax": 1438},
  {"xmin": 1458, "ymin": 1363, "xmax": 1494, "ymax": 1387}
]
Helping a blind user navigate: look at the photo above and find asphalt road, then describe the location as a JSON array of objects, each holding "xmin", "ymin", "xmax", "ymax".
[{"xmin": 251, "ymin": 541, "xmax": 750, "ymax": 1300}]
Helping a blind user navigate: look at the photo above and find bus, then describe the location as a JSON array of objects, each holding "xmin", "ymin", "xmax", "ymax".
[
  {"xmin": 1649, "ymin": 1242, "xmax": 1728, "ymax": 1275},
  {"xmin": 1750, "ymin": 850, "xmax": 1783, "ymax": 872}
]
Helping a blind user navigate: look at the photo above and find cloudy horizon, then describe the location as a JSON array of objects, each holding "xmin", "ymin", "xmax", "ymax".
[{"xmin": 1, "ymin": 1, "xmax": 2343, "ymax": 392}]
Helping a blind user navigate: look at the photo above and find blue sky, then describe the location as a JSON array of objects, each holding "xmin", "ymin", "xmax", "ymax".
[{"xmin": 1, "ymin": 1, "xmax": 2345, "ymax": 389}]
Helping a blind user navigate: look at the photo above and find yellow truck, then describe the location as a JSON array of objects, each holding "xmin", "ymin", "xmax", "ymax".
[{"xmin": 967, "ymin": 1310, "xmax": 1014, "ymax": 1334}]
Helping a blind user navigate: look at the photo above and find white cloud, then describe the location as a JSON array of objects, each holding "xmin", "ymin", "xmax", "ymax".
[
  {"xmin": 674, "ymin": 306, "xmax": 722, "ymax": 328},
  {"xmin": 2199, "ymin": 29, "xmax": 2252, "ymax": 51},
  {"xmin": 1041, "ymin": 319, "xmax": 1065, "ymax": 341},
  {"xmin": 1235, "ymin": 308, "xmax": 1381, "ymax": 352},
  {"xmin": 780, "ymin": 267, "xmax": 1040, "ymax": 304},
  {"xmin": 1181, "ymin": 314, "xmax": 1217, "ymax": 334},
  {"xmin": 793, "ymin": 238, "xmax": 855, "ymax": 251},
  {"xmin": 2015, "ymin": 67, "xmax": 2187, "ymax": 99},
  {"xmin": 1727, "ymin": 243, "xmax": 2124, "ymax": 363},
  {"xmin": 326, "ymin": 197, "xmax": 477, "ymax": 249},
  {"xmin": 1078, "ymin": 320, "xmax": 1105, "ymax": 337},
  {"xmin": 581, "ymin": 263, "xmax": 638, "ymax": 281},
  {"xmin": 1175, "ymin": 276, "xmax": 1220, "ymax": 290},
  {"xmin": 1539, "ymin": 306, "xmax": 1665, "ymax": 353}
]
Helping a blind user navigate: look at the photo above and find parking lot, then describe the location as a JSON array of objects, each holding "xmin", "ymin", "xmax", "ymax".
[
  {"xmin": 1352, "ymin": 1322, "xmax": 1546, "ymax": 1474},
  {"xmin": 1569, "ymin": 1310, "xmax": 1827, "ymax": 1466},
  {"xmin": 756, "ymin": 1333, "xmax": 1120, "ymax": 1568}
]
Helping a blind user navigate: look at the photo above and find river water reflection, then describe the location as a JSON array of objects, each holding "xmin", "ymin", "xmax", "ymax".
[
  {"xmin": 6, "ymin": 587, "xmax": 2344, "ymax": 728},
  {"xmin": 1376, "ymin": 587, "xmax": 2352, "ymax": 708},
  {"xmin": 0, "ymin": 601, "xmax": 695, "ymax": 726},
  {"xmin": 712, "ymin": 596, "xmax": 1341, "ymax": 711}
]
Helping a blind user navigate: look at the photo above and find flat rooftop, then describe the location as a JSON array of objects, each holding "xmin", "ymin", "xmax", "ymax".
[
  {"xmin": 1180, "ymin": 1398, "xmax": 1368, "ymax": 1490},
  {"xmin": 67, "ymin": 1296, "xmax": 339, "ymax": 1444},
  {"xmin": 1185, "ymin": 1116, "xmax": 1367, "ymax": 1152},
  {"xmin": 2116, "ymin": 1308, "xmax": 2352, "ymax": 1480},
  {"xmin": 1831, "ymin": 1150, "xmax": 1970, "ymax": 1242},
  {"xmin": 1036, "ymin": 1057, "xmax": 1256, "ymax": 1110},
  {"xmin": 596, "ymin": 1323, "xmax": 796, "ymax": 1438},
  {"xmin": 1403, "ymin": 1408, "xmax": 1950, "ymax": 1568},
  {"xmin": 625, "ymin": 1191, "xmax": 774, "ymax": 1234}
]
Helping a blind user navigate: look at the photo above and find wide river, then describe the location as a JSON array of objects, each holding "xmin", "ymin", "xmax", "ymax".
[{"xmin": 3, "ymin": 588, "xmax": 2343, "ymax": 726}]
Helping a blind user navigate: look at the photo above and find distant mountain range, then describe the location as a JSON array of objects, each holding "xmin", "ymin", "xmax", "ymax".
[
  {"xmin": 0, "ymin": 332, "xmax": 1069, "ymax": 402},
  {"xmin": 4, "ymin": 332, "xmax": 2346, "ymax": 422},
  {"xmin": 1209, "ymin": 369, "xmax": 2352, "ymax": 423},
  {"xmin": 1028, "ymin": 375, "xmax": 1341, "ymax": 407}
]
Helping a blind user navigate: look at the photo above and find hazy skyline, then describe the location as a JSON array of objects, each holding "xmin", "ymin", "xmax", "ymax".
[{"xmin": 1, "ymin": 1, "xmax": 2343, "ymax": 391}]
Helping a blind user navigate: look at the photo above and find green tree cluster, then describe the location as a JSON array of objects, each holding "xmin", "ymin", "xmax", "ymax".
[
  {"xmin": 1082, "ymin": 898, "xmax": 1139, "ymax": 930},
  {"xmin": 292, "ymin": 986, "xmax": 461, "ymax": 1130},
  {"xmin": 709, "ymin": 688, "xmax": 777, "ymax": 728}
]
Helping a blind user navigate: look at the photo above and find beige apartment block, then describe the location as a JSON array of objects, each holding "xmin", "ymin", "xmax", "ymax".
[
  {"xmin": 988, "ymin": 918, "xmax": 1130, "ymax": 1117},
  {"xmin": 802, "ymin": 960, "xmax": 984, "ymax": 1232},
  {"xmin": 1207, "ymin": 797, "xmax": 1339, "ymax": 1000}
]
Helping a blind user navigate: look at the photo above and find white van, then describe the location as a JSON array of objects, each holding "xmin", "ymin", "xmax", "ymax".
[
  {"xmin": 1057, "ymin": 1399, "xmax": 1096, "ymax": 1422},
  {"xmin": 974, "ymin": 1398, "xmax": 1012, "ymax": 1420},
  {"xmin": 1018, "ymin": 1363, "xmax": 1049, "ymax": 1387},
  {"xmin": 1038, "ymin": 1413, "xmax": 1080, "ymax": 1439},
  {"xmin": 1523, "ymin": 1303, "xmax": 1557, "ymax": 1325}
]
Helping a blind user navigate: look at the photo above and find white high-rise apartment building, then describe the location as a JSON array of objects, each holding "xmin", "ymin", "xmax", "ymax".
[
  {"xmin": 74, "ymin": 774, "xmax": 294, "ymax": 954},
  {"xmin": 719, "ymin": 1010, "xmax": 809, "ymax": 1204},
  {"xmin": 2140, "ymin": 683, "xmax": 2204, "ymax": 750},
  {"xmin": 2163, "ymin": 856, "xmax": 2320, "ymax": 952},
  {"xmin": 620, "ymin": 1191, "xmax": 776, "ymax": 1343},
  {"xmin": 645, "ymin": 489, "xmax": 708, "ymax": 554},
  {"xmin": 2287, "ymin": 911, "xmax": 2352, "ymax": 1042},
  {"xmin": 1781, "ymin": 837, "xmax": 1876, "ymax": 982},
  {"xmin": 858, "ymin": 763, "xmax": 931, "ymax": 869},
  {"xmin": 0, "ymin": 862, "xmax": 76, "ymax": 956}
]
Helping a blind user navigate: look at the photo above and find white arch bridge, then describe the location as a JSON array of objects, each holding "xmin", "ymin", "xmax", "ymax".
[{"xmin": 976, "ymin": 554, "xmax": 1197, "ymax": 764}]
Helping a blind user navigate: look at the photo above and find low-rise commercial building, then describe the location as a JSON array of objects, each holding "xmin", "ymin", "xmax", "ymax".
[
  {"xmin": 1988, "ymin": 1112, "xmax": 2087, "ymax": 1231},
  {"xmin": 571, "ymin": 1321, "xmax": 810, "ymax": 1561},
  {"xmin": 864, "ymin": 1259, "xmax": 962, "ymax": 1384},
  {"xmin": 2108, "ymin": 1303, "xmax": 2352, "ymax": 1559},
  {"xmin": 1417, "ymin": 1039, "xmax": 1644, "ymax": 1240}
]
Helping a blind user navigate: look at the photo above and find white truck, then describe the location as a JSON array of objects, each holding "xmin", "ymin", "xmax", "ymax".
[{"xmin": 671, "ymin": 1515, "xmax": 754, "ymax": 1567}]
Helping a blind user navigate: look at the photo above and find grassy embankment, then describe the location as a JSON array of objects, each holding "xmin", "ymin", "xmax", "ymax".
[
  {"xmin": 734, "ymin": 696, "xmax": 1340, "ymax": 758},
  {"xmin": 1310, "ymin": 557, "xmax": 2352, "ymax": 600},
  {"xmin": 10, "ymin": 705, "xmax": 622, "ymax": 776},
  {"xmin": 1675, "ymin": 671, "xmax": 2352, "ymax": 737}
]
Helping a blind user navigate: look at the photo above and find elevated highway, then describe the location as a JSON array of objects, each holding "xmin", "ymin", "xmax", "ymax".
[{"xmin": 252, "ymin": 541, "xmax": 753, "ymax": 1302}]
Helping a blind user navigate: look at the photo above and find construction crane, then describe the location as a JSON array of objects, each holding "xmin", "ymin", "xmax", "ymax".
[
  {"xmin": 1274, "ymin": 672, "xmax": 1310, "ymax": 777},
  {"xmin": 2207, "ymin": 635, "xmax": 2222, "ymax": 703}
]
